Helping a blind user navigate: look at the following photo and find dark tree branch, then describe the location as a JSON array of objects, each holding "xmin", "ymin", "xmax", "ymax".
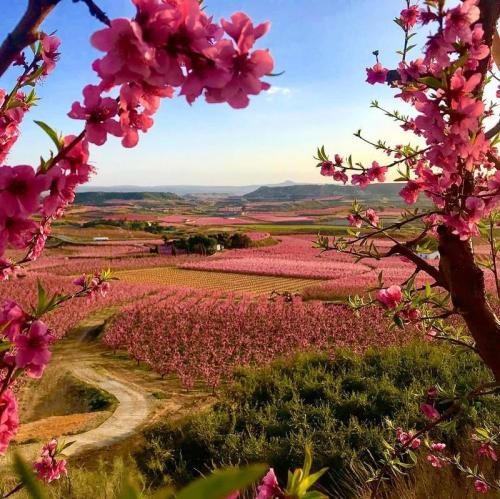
[
  {"xmin": 0, "ymin": 0, "xmax": 61, "ymax": 78},
  {"xmin": 485, "ymin": 118, "xmax": 500, "ymax": 140},
  {"xmin": 386, "ymin": 243, "xmax": 446, "ymax": 288},
  {"xmin": 72, "ymin": 0, "xmax": 111, "ymax": 27}
]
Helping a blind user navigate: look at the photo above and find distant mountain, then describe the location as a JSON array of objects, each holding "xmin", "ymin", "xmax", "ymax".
[
  {"xmin": 77, "ymin": 180, "xmax": 300, "ymax": 196},
  {"xmin": 74, "ymin": 191, "xmax": 183, "ymax": 205},
  {"xmin": 243, "ymin": 183, "xmax": 405, "ymax": 202}
]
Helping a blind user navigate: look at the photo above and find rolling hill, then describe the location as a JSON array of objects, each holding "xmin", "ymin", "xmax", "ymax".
[
  {"xmin": 74, "ymin": 191, "xmax": 183, "ymax": 205},
  {"xmin": 243, "ymin": 183, "xmax": 408, "ymax": 202}
]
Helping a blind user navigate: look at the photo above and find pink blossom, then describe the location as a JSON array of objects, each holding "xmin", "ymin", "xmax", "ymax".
[
  {"xmin": 431, "ymin": 442, "xmax": 446, "ymax": 452},
  {"xmin": 320, "ymin": 161, "xmax": 335, "ymax": 177},
  {"xmin": 400, "ymin": 5, "xmax": 419, "ymax": 28},
  {"xmin": 91, "ymin": 18, "xmax": 154, "ymax": 86},
  {"xmin": 0, "ymin": 300, "xmax": 27, "ymax": 341},
  {"xmin": 205, "ymin": 43, "xmax": 274, "ymax": 109},
  {"xmin": 33, "ymin": 440, "xmax": 67, "ymax": 484},
  {"xmin": 0, "ymin": 165, "xmax": 47, "ymax": 216},
  {"xmin": 474, "ymin": 480, "xmax": 490, "ymax": 494},
  {"xmin": 396, "ymin": 428, "xmax": 421, "ymax": 449},
  {"xmin": 0, "ymin": 389, "xmax": 18, "ymax": 455},
  {"xmin": 420, "ymin": 403, "xmax": 440, "ymax": 419},
  {"xmin": 347, "ymin": 213, "xmax": 363, "ymax": 228},
  {"xmin": 477, "ymin": 443, "xmax": 497, "ymax": 461},
  {"xmin": 15, "ymin": 320, "xmax": 54, "ymax": 378},
  {"xmin": 365, "ymin": 209, "xmax": 379, "ymax": 227},
  {"xmin": 221, "ymin": 12, "xmax": 270, "ymax": 54},
  {"xmin": 367, "ymin": 162, "xmax": 387, "ymax": 182},
  {"xmin": 399, "ymin": 181, "xmax": 422, "ymax": 205},
  {"xmin": 0, "ymin": 213, "xmax": 38, "ymax": 253},
  {"xmin": 401, "ymin": 307, "xmax": 421, "ymax": 322},
  {"xmin": 351, "ymin": 174, "xmax": 370, "ymax": 189},
  {"xmin": 465, "ymin": 196, "xmax": 485, "ymax": 223},
  {"xmin": 366, "ymin": 63, "xmax": 388, "ymax": 85},
  {"xmin": 68, "ymin": 85, "xmax": 122, "ymax": 145},
  {"xmin": 427, "ymin": 454, "xmax": 443, "ymax": 468},
  {"xmin": 376, "ymin": 285, "xmax": 402, "ymax": 309},
  {"xmin": 118, "ymin": 83, "xmax": 155, "ymax": 148},
  {"xmin": 257, "ymin": 468, "xmax": 280, "ymax": 499},
  {"xmin": 40, "ymin": 34, "xmax": 61, "ymax": 75}
]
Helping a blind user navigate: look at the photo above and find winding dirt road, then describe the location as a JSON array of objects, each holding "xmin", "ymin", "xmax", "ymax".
[{"xmin": 61, "ymin": 366, "xmax": 152, "ymax": 457}]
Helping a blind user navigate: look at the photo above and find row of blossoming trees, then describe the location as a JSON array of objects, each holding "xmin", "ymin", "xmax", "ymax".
[
  {"xmin": 0, "ymin": 0, "xmax": 275, "ymax": 492},
  {"xmin": 316, "ymin": 0, "xmax": 500, "ymax": 494}
]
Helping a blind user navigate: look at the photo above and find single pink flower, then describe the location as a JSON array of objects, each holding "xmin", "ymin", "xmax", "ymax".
[
  {"xmin": 91, "ymin": 18, "xmax": 154, "ymax": 86},
  {"xmin": 474, "ymin": 480, "xmax": 489, "ymax": 494},
  {"xmin": 399, "ymin": 181, "xmax": 422, "ymax": 204},
  {"xmin": 33, "ymin": 455, "xmax": 67, "ymax": 483},
  {"xmin": 257, "ymin": 468, "xmax": 280, "ymax": 499},
  {"xmin": 365, "ymin": 209, "xmax": 379, "ymax": 227},
  {"xmin": 431, "ymin": 442, "xmax": 446, "ymax": 452},
  {"xmin": 0, "ymin": 165, "xmax": 47, "ymax": 217},
  {"xmin": 347, "ymin": 213, "xmax": 363, "ymax": 228},
  {"xmin": 0, "ymin": 300, "xmax": 27, "ymax": 341},
  {"xmin": 400, "ymin": 5, "xmax": 419, "ymax": 28},
  {"xmin": 351, "ymin": 173, "xmax": 370, "ymax": 189},
  {"xmin": 477, "ymin": 443, "xmax": 497, "ymax": 461},
  {"xmin": 40, "ymin": 34, "xmax": 61, "ymax": 75},
  {"xmin": 68, "ymin": 85, "xmax": 122, "ymax": 146},
  {"xmin": 367, "ymin": 161, "xmax": 388, "ymax": 182},
  {"xmin": 427, "ymin": 454, "xmax": 443, "ymax": 468},
  {"xmin": 420, "ymin": 403, "xmax": 440, "ymax": 419},
  {"xmin": 320, "ymin": 161, "xmax": 335, "ymax": 177},
  {"xmin": 221, "ymin": 12, "xmax": 270, "ymax": 54},
  {"xmin": 366, "ymin": 63, "xmax": 388, "ymax": 85},
  {"xmin": 376, "ymin": 285, "xmax": 402, "ymax": 309},
  {"xmin": 15, "ymin": 320, "xmax": 54, "ymax": 379}
]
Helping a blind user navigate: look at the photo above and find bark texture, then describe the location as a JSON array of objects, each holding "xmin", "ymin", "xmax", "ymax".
[
  {"xmin": 438, "ymin": 227, "xmax": 500, "ymax": 381},
  {"xmin": 0, "ymin": 0, "xmax": 61, "ymax": 78}
]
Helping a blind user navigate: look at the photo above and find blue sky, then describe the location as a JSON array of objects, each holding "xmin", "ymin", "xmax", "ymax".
[{"xmin": 2, "ymin": 1, "xmax": 419, "ymax": 186}]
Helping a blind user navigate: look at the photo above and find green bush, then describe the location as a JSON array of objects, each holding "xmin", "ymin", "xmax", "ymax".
[{"xmin": 135, "ymin": 343, "xmax": 499, "ymax": 496}]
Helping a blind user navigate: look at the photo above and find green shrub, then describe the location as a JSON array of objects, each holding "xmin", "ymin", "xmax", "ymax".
[{"xmin": 135, "ymin": 343, "xmax": 499, "ymax": 497}]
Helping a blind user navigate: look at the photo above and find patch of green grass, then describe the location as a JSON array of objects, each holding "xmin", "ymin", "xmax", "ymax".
[{"xmin": 135, "ymin": 343, "xmax": 499, "ymax": 496}]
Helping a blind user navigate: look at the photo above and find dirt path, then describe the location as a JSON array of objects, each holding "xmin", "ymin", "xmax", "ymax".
[
  {"xmin": 5, "ymin": 310, "xmax": 213, "ymax": 465},
  {"xmin": 61, "ymin": 366, "xmax": 151, "ymax": 457}
]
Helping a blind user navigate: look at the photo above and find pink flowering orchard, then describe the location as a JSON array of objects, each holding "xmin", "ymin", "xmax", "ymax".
[{"xmin": 0, "ymin": 0, "xmax": 273, "ymax": 461}]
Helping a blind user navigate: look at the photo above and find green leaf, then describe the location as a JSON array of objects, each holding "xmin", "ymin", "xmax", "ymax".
[
  {"xmin": 34, "ymin": 120, "xmax": 63, "ymax": 151},
  {"xmin": 13, "ymin": 453, "xmax": 48, "ymax": 499},
  {"xmin": 175, "ymin": 465, "xmax": 266, "ymax": 499},
  {"xmin": 118, "ymin": 480, "xmax": 143, "ymax": 499},
  {"xmin": 302, "ymin": 492, "xmax": 328, "ymax": 499},
  {"xmin": 418, "ymin": 76, "xmax": 443, "ymax": 90}
]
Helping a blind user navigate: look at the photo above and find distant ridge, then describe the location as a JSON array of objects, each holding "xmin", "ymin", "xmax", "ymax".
[
  {"xmin": 74, "ymin": 191, "xmax": 183, "ymax": 205},
  {"xmin": 77, "ymin": 180, "xmax": 300, "ymax": 196},
  {"xmin": 243, "ymin": 183, "xmax": 405, "ymax": 202}
]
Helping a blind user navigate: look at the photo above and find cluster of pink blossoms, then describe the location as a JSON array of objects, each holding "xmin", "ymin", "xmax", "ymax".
[
  {"xmin": 322, "ymin": 0, "xmax": 499, "ymax": 240},
  {"xmin": 0, "ymin": 34, "xmax": 95, "ymax": 274},
  {"xmin": 0, "ymin": 301, "xmax": 55, "ymax": 451},
  {"xmin": 0, "ymin": 34, "xmax": 60, "ymax": 164},
  {"xmin": 69, "ymin": 0, "xmax": 274, "ymax": 147},
  {"xmin": 32, "ymin": 439, "xmax": 67, "ymax": 483}
]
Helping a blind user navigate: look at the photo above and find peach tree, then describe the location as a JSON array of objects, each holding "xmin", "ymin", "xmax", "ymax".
[{"xmin": 315, "ymin": 0, "xmax": 499, "ymax": 494}]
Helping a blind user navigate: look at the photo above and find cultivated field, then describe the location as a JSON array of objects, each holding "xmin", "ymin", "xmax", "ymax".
[{"xmin": 115, "ymin": 267, "xmax": 321, "ymax": 295}]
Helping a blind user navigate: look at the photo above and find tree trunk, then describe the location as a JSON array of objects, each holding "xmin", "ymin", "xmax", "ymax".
[{"xmin": 438, "ymin": 227, "xmax": 500, "ymax": 381}]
